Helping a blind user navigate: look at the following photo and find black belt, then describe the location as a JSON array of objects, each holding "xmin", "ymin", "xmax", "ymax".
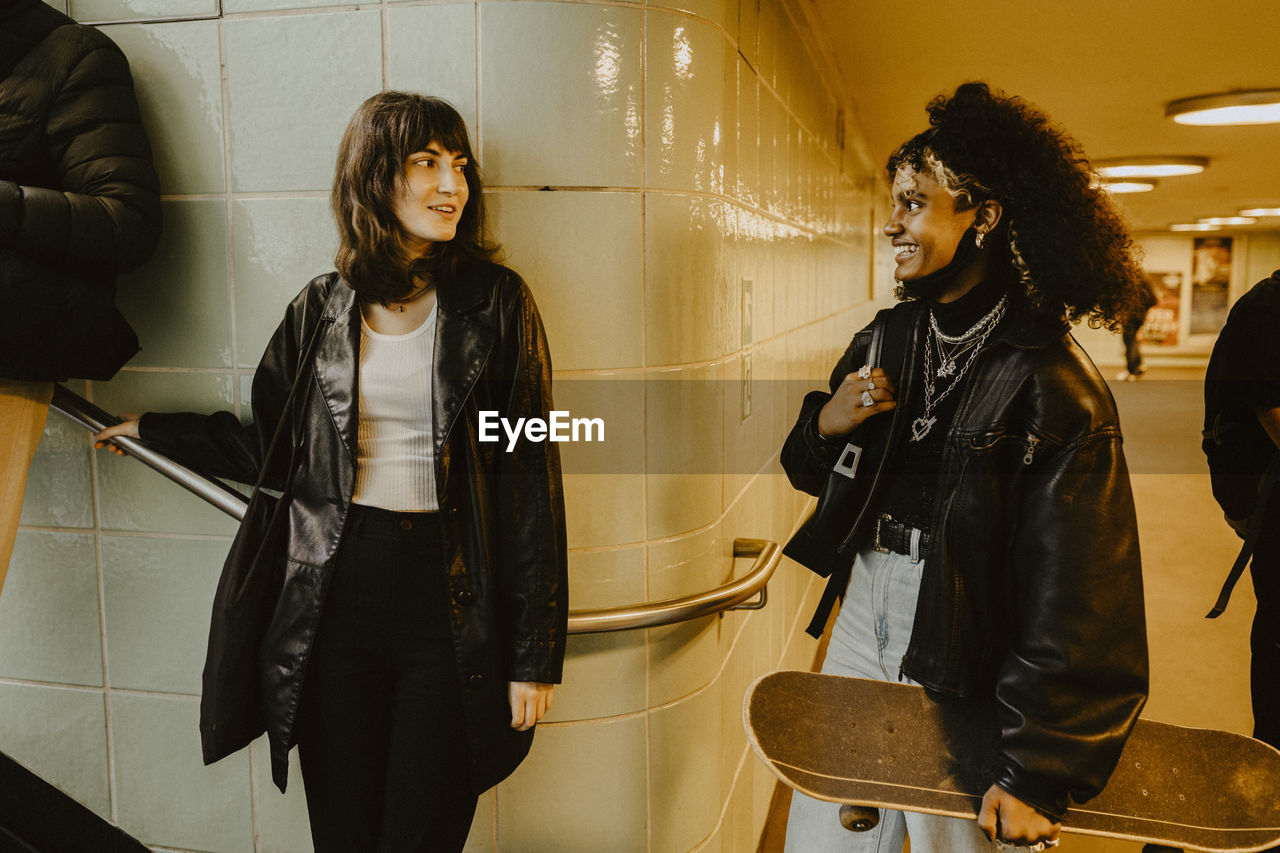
[
  {"xmin": 804, "ymin": 514, "xmax": 933, "ymax": 639},
  {"xmin": 872, "ymin": 514, "xmax": 932, "ymax": 561}
]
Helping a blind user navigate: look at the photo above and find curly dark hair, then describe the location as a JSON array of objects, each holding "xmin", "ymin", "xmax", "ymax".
[
  {"xmin": 887, "ymin": 82, "xmax": 1151, "ymax": 330},
  {"xmin": 331, "ymin": 92, "xmax": 499, "ymax": 304}
]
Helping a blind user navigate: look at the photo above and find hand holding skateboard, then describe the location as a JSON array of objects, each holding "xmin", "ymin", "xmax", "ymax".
[{"xmin": 745, "ymin": 671, "xmax": 1280, "ymax": 852}]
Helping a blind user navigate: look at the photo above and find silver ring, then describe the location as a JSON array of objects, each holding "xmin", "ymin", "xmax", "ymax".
[
  {"xmin": 867, "ymin": 378, "xmax": 876, "ymax": 390},
  {"xmin": 860, "ymin": 390, "xmax": 874, "ymax": 408},
  {"xmin": 857, "ymin": 364, "xmax": 872, "ymax": 380}
]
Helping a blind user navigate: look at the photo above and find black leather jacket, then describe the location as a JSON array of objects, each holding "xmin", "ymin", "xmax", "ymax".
[
  {"xmin": 142, "ymin": 263, "xmax": 568, "ymax": 794},
  {"xmin": 781, "ymin": 299, "xmax": 1148, "ymax": 820}
]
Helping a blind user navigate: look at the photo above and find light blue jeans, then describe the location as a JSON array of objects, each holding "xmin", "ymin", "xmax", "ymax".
[{"xmin": 783, "ymin": 545, "xmax": 993, "ymax": 852}]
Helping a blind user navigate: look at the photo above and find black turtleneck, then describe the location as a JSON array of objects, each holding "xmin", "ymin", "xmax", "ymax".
[{"xmin": 876, "ymin": 273, "xmax": 1011, "ymax": 534}]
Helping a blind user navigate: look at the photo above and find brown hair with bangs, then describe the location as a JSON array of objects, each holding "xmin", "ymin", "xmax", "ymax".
[{"xmin": 331, "ymin": 91, "xmax": 498, "ymax": 303}]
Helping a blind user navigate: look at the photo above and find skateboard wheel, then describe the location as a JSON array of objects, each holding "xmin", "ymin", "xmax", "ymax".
[{"xmin": 839, "ymin": 805, "xmax": 880, "ymax": 832}]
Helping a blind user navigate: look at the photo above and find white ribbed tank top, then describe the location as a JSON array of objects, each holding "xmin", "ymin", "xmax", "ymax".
[{"xmin": 351, "ymin": 304, "xmax": 438, "ymax": 511}]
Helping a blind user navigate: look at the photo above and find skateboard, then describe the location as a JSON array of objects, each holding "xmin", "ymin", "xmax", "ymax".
[{"xmin": 744, "ymin": 670, "xmax": 1280, "ymax": 852}]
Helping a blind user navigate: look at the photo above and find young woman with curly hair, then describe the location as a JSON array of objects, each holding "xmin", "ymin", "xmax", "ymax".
[
  {"xmin": 95, "ymin": 92, "xmax": 567, "ymax": 852},
  {"xmin": 781, "ymin": 82, "xmax": 1149, "ymax": 852}
]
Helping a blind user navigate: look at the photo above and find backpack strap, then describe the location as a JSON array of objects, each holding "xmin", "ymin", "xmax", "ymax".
[
  {"xmin": 1207, "ymin": 454, "xmax": 1280, "ymax": 618},
  {"xmin": 799, "ymin": 305, "xmax": 916, "ymax": 638}
]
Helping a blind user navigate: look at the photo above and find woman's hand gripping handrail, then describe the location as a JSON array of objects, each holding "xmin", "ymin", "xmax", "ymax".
[
  {"xmin": 51, "ymin": 384, "xmax": 248, "ymax": 520},
  {"xmin": 51, "ymin": 384, "xmax": 779, "ymax": 634}
]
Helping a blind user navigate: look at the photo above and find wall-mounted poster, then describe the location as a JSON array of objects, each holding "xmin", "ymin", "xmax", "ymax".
[
  {"xmin": 1191, "ymin": 237, "xmax": 1232, "ymax": 334},
  {"xmin": 1139, "ymin": 271, "xmax": 1182, "ymax": 346}
]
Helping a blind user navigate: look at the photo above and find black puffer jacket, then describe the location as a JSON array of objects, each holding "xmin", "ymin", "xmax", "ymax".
[
  {"xmin": 782, "ymin": 298, "xmax": 1148, "ymax": 821},
  {"xmin": 140, "ymin": 265, "xmax": 568, "ymax": 794},
  {"xmin": 0, "ymin": 0, "xmax": 161, "ymax": 379}
]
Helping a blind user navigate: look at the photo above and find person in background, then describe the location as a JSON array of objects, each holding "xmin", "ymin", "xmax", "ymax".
[
  {"xmin": 1202, "ymin": 269, "xmax": 1280, "ymax": 751},
  {"xmin": 95, "ymin": 92, "xmax": 566, "ymax": 853},
  {"xmin": 781, "ymin": 82, "xmax": 1150, "ymax": 853},
  {"xmin": 0, "ymin": 0, "xmax": 161, "ymax": 598},
  {"xmin": 1118, "ymin": 275, "xmax": 1157, "ymax": 381}
]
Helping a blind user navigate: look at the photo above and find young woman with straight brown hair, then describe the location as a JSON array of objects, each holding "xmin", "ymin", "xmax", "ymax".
[{"xmin": 96, "ymin": 91, "xmax": 567, "ymax": 852}]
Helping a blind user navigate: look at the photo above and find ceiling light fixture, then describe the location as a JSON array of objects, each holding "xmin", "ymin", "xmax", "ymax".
[
  {"xmin": 1099, "ymin": 179, "xmax": 1157, "ymax": 194},
  {"xmin": 1166, "ymin": 89, "xmax": 1280, "ymax": 126},
  {"xmin": 1239, "ymin": 207, "xmax": 1280, "ymax": 217},
  {"xmin": 1170, "ymin": 223, "xmax": 1222, "ymax": 232},
  {"xmin": 1199, "ymin": 216, "xmax": 1258, "ymax": 226},
  {"xmin": 1095, "ymin": 156, "xmax": 1209, "ymax": 179}
]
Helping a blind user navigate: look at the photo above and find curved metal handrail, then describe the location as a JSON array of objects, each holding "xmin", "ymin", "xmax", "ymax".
[
  {"xmin": 50, "ymin": 384, "xmax": 779, "ymax": 634},
  {"xmin": 566, "ymin": 538, "xmax": 779, "ymax": 634}
]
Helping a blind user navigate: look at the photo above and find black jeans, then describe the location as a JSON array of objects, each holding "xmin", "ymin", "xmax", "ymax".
[{"xmin": 296, "ymin": 504, "xmax": 477, "ymax": 853}]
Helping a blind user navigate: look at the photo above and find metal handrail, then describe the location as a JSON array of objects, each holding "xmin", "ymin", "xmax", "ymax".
[
  {"xmin": 52, "ymin": 385, "xmax": 248, "ymax": 518},
  {"xmin": 50, "ymin": 384, "xmax": 779, "ymax": 634}
]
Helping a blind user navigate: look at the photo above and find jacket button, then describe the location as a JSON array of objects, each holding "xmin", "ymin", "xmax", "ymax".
[
  {"xmin": 455, "ymin": 590, "xmax": 474, "ymax": 606},
  {"xmin": 467, "ymin": 673, "xmax": 485, "ymax": 689}
]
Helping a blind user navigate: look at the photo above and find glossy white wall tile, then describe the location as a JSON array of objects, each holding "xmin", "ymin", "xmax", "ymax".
[
  {"xmin": 71, "ymin": 0, "xmax": 216, "ymax": 23},
  {"xmin": 102, "ymin": 21, "xmax": 225, "ymax": 195},
  {"xmin": 0, "ymin": 683, "xmax": 111, "ymax": 817},
  {"xmin": 386, "ymin": 3, "xmax": 479, "ymax": 133},
  {"xmin": 490, "ymin": 190, "xmax": 644, "ymax": 370},
  {"xmin": 646, "ymin": 15, "xmax": 727, "ymax": 193},
  {"xmin": 100, "ymin": 535, "xmax": 225, "ymax": 694},
  {"xmin": 0, "ymin": 533, "xmax": 103, "ymax": 685},
  {"xmin": 20, "ymin": 411, "xmax": 93, "ymax": 528},
  {"xmin": 231, "ymin": 198, "xmax": 338, "ymax": 368},
  {"xmin": 480, "ymin": 2, "xmax": 643, "ymax": 187},
  {"xmin": 496, "ymin": 717, "xmax": 649, "ymax": 853},
  {"xmin": 224, "ymin": 11, "xmax": 382, "ymax": 192},
  {"xmin": 110, "ymin": 693, "xmax": 254, "ymax": 851}
]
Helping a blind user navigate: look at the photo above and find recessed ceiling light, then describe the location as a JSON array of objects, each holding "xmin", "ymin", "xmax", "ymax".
[
  {"xmin": 1166, "ymin": 89, "xmax": 1280, "ymax": 125},
  {"xmin": 1199, "ymin": 216, "xmax": 1258, "ymax": 226},
  {"xmin": 1099, "ymin": 179, "xmax": 1157, "ymax": 194},
  {"xmin": 1170, "ymin": 223, "xmax": 1222, "ymax": 231},
  {"xmin": 1095, "ymin": 156, "xmax": 1208, "ymax": 179},
  {"xmin": 1239, "ymin": 207, "xmax": 1280, "ymax": 217}
]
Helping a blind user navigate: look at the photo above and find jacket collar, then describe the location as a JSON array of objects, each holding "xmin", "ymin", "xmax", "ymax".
[
  {"xmin": 309, "ymin": 270, "xmax": 498, "ymax": 468},
  {"xmin": 314, "ymin": 279, "xmax": 359, "ymax": 460}
]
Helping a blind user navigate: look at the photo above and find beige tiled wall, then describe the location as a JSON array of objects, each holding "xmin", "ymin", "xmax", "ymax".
[{"xmin": 4, "ymin": 1, "xmax": 879, "ymax": 850}]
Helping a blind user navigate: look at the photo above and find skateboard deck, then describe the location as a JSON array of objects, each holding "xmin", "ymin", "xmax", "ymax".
[{"xmin": 745, "ymin": 670, "xmax": 1280, "ymax": 852}]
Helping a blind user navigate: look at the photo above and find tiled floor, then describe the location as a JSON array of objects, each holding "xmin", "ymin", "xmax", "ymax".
[{"xmin": 757, "ymin": 367, "xmax": 1258, "ymax": 852}]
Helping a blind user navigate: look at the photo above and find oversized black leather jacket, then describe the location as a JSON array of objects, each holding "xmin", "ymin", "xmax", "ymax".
[
  {"xmin": 781, "ymin": 298, "xmax": 1148, "ymax": 820},
  {"xmin": 141, "ymin": 263, "xmax": 568, "ymax": 794}
]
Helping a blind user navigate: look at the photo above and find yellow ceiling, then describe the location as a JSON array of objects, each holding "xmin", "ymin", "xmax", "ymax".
[{"xmin": 804, "ymin": 0, "xmax": 1280, "ymax": 233}]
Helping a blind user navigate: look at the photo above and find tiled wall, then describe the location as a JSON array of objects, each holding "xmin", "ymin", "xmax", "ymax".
[{"xmin": 5, "ymin": 1, "xmax": 879, "ymax": 850}]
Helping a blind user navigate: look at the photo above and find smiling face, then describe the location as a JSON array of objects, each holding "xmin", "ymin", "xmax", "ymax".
[
  {"xmin": 392, "ymin": 143, "xmax": 470, "ymax": 257},
  {"xmin": 883, "ymin": 165, "xmax": 977, "ymax": 282}
]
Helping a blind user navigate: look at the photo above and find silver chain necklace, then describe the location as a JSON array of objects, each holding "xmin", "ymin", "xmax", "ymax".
[
  {"xmin": 928, "ymin": 295, "xmax": 1008, "ymax": 378},
  {"xmin": 911, "ymin": 296, "xmax": 1007, "ymax": 442}
]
